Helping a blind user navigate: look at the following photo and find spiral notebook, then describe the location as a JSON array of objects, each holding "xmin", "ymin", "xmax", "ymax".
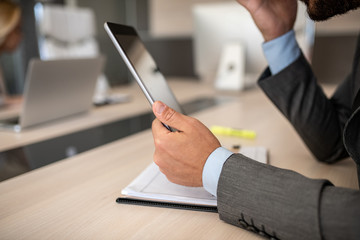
[{"xmin": 117, "ymin": 146, "xmax": 268, "ymax": 212}]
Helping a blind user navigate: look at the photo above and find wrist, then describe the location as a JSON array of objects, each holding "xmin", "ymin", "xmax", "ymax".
[
  {"xmin": 202, "ymin": 147, "xmax": 233, "ymax": 196},
  {"xmin": 262, "ymin": 26, "xmax": 294, "ymax": 42},
  {"xmin": 262, "ymin": 30, "xmax": 301, "ymax": 75}
]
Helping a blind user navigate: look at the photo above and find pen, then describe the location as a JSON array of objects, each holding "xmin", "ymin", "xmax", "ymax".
[{"xmin": 210, "ymin": 125, "xmax": 256, "ymax": 139}]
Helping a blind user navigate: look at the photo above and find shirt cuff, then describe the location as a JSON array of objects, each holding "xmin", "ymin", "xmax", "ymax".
[
  {"xmin": 202, "ymin": 147, "xmax": 233, "ymax": 196},
  {"xmin": 262, "ymin": 30, "xmax": 301, "ymax": 75}
]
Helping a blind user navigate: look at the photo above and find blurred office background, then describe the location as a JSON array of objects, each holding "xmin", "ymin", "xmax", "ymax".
[
  {"xmin": 1, "ymin": 0, "xmax": 360, "ymax": 95},
  {"xmin": 0, "ymin": 0, "xmax": 359, "ymax": 181}
]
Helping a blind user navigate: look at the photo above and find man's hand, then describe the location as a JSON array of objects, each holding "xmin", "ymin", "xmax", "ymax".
[
  {"xmin": 236, "ymin": 0, "xmax": 298, "ymax": 41},
  {"xmin": 151, "ymin": 101, "xmax": 221, "ymax": 187}
]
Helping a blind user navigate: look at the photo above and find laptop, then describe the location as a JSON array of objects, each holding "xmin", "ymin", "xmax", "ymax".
[{"xmin": 0, "ymin": 57, "xmax": 104, "ymax": 132}]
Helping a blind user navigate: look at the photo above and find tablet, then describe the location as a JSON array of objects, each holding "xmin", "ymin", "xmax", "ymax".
[{"xmin": 104, "ymin": 22, "xmax": 184, "ymax": 131}]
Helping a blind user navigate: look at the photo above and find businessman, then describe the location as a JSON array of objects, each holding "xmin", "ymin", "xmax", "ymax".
[{"xmin": 151, "ymin": 0, "xmax": 360, "ymax": 239}]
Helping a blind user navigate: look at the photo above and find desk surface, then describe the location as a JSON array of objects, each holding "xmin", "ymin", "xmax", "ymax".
[
  {"xmin": 0, "ymin": 80, "xmax": 358, "ymax": 239},
  {"xmin": 0, "ymin": 79, "xmax": 215, "ymax": 152}
]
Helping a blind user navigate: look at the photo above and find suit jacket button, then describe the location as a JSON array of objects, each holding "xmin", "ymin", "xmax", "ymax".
[
  {"xmin": 246, "ymin": 226, "xmax": 257, "ymax": 232},
  {"xmin": 258, "ymin": 231, "xmax": 267, "ymax": 237},
  {"xmin": 238, "ymin": 220, "xmax": 248, "ymax": 228}
]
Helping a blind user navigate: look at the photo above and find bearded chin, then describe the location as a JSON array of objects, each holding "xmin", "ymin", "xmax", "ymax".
[
  {"xmin": 307, "ymin": 9, "xmax": 339, "ymax": 21},
  {"xmin": 304, "ymin": 0, "xmax": 360, "ymax": 21}
]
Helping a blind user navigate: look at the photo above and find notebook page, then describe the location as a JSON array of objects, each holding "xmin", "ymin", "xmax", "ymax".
[{"xmin": 121, "ymin": 146, "xmax": 267, "ymax": 206}]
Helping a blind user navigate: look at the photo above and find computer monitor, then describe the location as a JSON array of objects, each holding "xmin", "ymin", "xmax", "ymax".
[{"xmin": 192, "ymin": 2, "xmax": 311, "ymax": 84}]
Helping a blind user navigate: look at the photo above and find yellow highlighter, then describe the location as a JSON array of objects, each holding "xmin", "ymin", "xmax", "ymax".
[{"xmin": 210, "ymin": 125, "xmax": 257, "ymax": 139}]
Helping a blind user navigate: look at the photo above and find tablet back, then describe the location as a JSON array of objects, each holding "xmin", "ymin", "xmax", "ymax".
[{"xmin": 105, "ymin": 22, "xmax": 184, "ymax": 115}]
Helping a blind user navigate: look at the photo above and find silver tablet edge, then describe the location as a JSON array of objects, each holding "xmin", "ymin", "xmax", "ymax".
[{"xmin": 104, "ymin": 22, "xmax": 155, "ymax": 107}]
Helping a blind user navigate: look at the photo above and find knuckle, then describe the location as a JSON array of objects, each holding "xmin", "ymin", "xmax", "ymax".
[
  {"xmin": 163, "ymin": 108, "xmax": 176, "ymax": 122},
  {"xmin": 152, "ymin": 118, "xmax": 161, "ymax": 130},
  {"xmin": 188, "ymin": 117, "xmax": 199, "ymax": 126},
  {"xmin": 154, "ymin": 138, "xmax": 164, "ymax": 149},
  {"xmin": 152, "ymin": 119, "xmax": 157, "ymax": 127}
]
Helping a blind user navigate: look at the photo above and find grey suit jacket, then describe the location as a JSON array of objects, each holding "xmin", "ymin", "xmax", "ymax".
[{"xmin": 217, "ymin": 34, "xmax": 360, "ymax": 240}]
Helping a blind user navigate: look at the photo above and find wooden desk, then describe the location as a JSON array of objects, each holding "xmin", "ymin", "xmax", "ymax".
[
  {"xmin": 0, "ymin": 80, "xmax": 357, "ymax": 239},
  {"xmin": 0, "ymin": 79, "xmax": 214, "ymax": 152}
]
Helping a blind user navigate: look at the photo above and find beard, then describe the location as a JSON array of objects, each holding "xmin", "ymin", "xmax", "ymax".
[{"xmin": 300, "ymin": 0, "xmax": 360, "ymax": 21}]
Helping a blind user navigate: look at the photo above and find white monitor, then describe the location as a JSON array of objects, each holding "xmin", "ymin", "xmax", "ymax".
[{"xmin": 192, "ymin": 2, "xmax": 311, "ymax": 84}]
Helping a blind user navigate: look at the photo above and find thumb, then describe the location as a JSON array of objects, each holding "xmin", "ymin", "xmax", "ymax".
[{"xmin": 152, "ymin": 101, "xmax": 186, "ymax": 131}]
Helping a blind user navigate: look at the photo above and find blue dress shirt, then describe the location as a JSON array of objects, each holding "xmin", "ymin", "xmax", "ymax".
[{"xmin": 202, "ymin": 30, "xmax": 301, "ymax": 196}]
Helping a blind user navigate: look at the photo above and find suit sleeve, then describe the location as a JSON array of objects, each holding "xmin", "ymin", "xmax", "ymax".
[
  {"xmin": 258, "ymin": 53, "xmax": 352, "ymax": 163},
  {"xmin": 217, "ymin": 154, "xmax": 360, "ymax": 240}
]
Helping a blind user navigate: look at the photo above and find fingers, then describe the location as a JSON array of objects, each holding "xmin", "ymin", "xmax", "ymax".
[
  {"xmin": 151, "ymin": 101, "xmax": 221, "ymax": 187},
  {"xmin": 152, "ymin": 118, "xmax": 171, "ymax": 138},
  {"xmin": 154, "ymin": 148, "xmax": 203, "ymax": 187},
  {"xmin": 152, "ymin": 101, "xmax": 188, "ymax": 131},
  {"xmin": 152, "ymin": 118, "xmax": 184, "ymax": 153}
]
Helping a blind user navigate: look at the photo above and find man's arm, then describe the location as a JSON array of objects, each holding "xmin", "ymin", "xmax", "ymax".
[
  {"xmin": 202, "ymin": 27, "xmax": 347, "ymax": 196},
  {"xmin": 151, "ymin": 102, "xmax": 360, "ymax": 239},
  {"xmin": 258, "ymin": 53, "xmax": 350, "ymax": 162},
  {"xmin": 217, "ymin": 153, "xmax": 360, "ymax": 240},
  {"xmin": 235, "ymin": 0, "xmax": 351, "ymax": 163}
]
